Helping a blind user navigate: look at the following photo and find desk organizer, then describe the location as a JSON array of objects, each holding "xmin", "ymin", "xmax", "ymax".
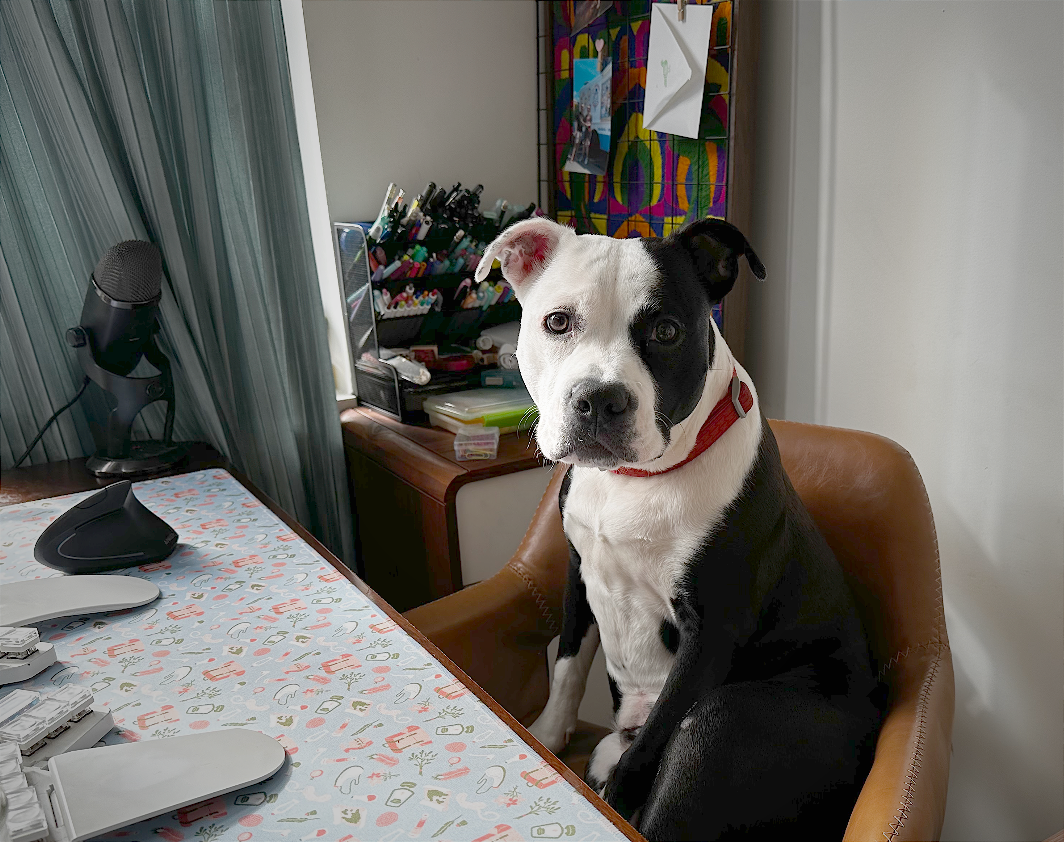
[
  {"xmin": 333, "ymin": 223, "xmax": 525, "ymax": 422},
  {"xmin": 0, "ymin": 470, "xmax": 625, "ymax": 842}
]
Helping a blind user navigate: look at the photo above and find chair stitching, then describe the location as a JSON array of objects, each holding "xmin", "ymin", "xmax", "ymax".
[
  {"xmin": 900, "ymin": 447, "xmax": 947, "ymax": 647},
  {"xmin": 510, "ymin": 562, "xmax": 560, "ymax": 636},
  {"xmin": 883, "ymin": 650, "xmax": 943, "ymax": 842},
  {"xmin": 877, "ymin": 641, "xmax": 948, "ymax": 681}
]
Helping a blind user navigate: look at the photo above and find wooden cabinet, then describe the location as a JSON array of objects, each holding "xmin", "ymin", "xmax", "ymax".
[{"xmin": 342, "ymin": 408, "xmax": 549, "ymax": 612}]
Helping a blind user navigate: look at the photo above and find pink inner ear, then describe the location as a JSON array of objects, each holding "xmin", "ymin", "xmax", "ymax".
[{"xmin": 504, "ymin": 231, "xmax": 554, "ymax": 283}]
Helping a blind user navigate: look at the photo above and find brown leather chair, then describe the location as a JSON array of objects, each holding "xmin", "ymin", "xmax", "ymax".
[{"xmin": 405, "ymin": 420, "xmax": 955, "ymax": 841}]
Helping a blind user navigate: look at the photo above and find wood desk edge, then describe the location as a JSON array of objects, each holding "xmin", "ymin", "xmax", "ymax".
[{"xmin": 1, "ymin": 454, "xmax": 643, "ymax": 842}]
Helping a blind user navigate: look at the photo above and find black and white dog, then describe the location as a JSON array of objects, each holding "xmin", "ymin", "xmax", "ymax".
[{"xmin": 474, "ymin": 218, "xmax": 882, "ymax": 841}]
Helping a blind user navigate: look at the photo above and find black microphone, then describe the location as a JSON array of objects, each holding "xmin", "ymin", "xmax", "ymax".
[
  {"xmin": 75, "ymin": 241, "xmax": 163, "ymax": 376},
  {"xmin": 62, "ymin": 240, "xmax": 186, "ymax": 477}
]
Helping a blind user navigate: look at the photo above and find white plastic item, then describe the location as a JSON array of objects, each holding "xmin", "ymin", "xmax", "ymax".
[
  {"xmin": 0, "ymin": 729, "xmax": 284, "ymax": 842},
  {"xmin": 0, "ymin": 576, "xmax": 159, "ymax": 627},
  {"xmin": 478, "ymin": 321, "xmax": 520, "ymax": 349},
  {"xmin": 454, "ymin": 426, "xmax": 501, "ymax": 461},
  {"xmin": 498, "ymin": 344, "xmax": 519, "ymax": 370},
  {"xmin": 44, "ymin": 729, "xmax": 286, "ymax": 841},
  {"xmin": 0, "ymin": 687, "xmax": 97, "ymax": 757},
  {"xmin": 0, "ymin": 630, "xmax": 38, "ymax": 661},
  {"xmin": 379, "ymin": 353, "xmax": 431, "ymax": 385},
  {"xmin": 423, "ymin": 388, "xmax": 536, "ymax": 435},
  {"xmin": 0, "ymin": 629, "xmax": 55, "ymax": 687},
  {"xmin": 1, "ymin": 740, "xmax": 47, "ymax": 842}
]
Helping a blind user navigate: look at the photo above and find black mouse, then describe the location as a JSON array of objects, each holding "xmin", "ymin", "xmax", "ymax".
[{"xmin": 34, "ymin": 480, "xmax": 178, "ymax": 574}]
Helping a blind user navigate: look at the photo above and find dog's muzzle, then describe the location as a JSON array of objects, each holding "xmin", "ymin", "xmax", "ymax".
[{"xmin": 560, "ymin": 379, "xmax": 639, "ymax": 465}]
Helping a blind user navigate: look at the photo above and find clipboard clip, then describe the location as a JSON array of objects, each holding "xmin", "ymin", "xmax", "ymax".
[{"xmin": 677, "ymin": 0, "xmax": 687, "ymax": 23}]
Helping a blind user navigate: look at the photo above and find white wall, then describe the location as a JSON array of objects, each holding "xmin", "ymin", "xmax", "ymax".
[
  {"xmin": 746, "ymin": 0, "xmax": 824, "ymax": 422},
  {"xmin": 300, "ymin": 0, "xmax": 539, "ymax": 224},
  {"xmin": 749, "ymin": 3, "xmax": 1064, "ymax": 840}
]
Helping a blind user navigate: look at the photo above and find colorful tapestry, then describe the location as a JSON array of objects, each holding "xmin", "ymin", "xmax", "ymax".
[{"xmin": 548, "ymin": 0, "xmax": 732, "ymax": 239}]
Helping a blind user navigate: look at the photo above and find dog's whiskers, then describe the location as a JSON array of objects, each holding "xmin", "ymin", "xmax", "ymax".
[
  {"xmin": 525, "ymin": 418, "xmax": 541, "ymax": 453},
  {"xmin": 518, "ymin": 406, "xmax": 538, "ymax": 434}
]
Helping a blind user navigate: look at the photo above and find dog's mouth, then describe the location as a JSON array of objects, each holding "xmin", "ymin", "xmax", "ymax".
[{"xmin": 550, "ymin": 428, "xmax": 640, "ymax": 469}]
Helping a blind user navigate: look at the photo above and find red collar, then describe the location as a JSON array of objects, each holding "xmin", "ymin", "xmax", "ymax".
[{"xmin": 612, "ymin": 370, "xmax": 753, "ymax": 478}]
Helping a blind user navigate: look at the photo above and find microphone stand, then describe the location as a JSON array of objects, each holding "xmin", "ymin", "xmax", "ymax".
[{"xmin": 66, "ymin": 325, "xmax": 186, "ymax": 477}]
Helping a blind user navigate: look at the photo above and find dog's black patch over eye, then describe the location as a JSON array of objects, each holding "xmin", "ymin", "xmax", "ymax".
[
  {"xmin": 651, "ymin": 318, "xmax": 683, "ymax": 345},
  {"xmin": 544, "ymin": 311, "xmax": 571, "ymax": 335}
]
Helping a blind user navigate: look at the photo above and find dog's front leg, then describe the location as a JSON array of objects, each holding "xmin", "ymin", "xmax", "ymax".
[
  {"xmin": 528, "ymin": 542, "xmax": 598, "ymax": 756},
  {"xmin": 602, "ymin": 598, "xmax": 733, "ymax": 820}
]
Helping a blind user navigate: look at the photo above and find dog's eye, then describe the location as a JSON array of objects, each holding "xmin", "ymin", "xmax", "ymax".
[
  {"xmin": 545, "ymin": 311, "xmax": 571, "ymax": 334},
  {"xmin": 652, "ymin": 319, "xmax": 681, "ymax": 344}
]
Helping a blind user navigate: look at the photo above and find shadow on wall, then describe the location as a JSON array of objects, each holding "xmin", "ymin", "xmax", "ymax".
[{"xmin": 939, "ymin": 502, "xmax": 1062, "ymax": 841}]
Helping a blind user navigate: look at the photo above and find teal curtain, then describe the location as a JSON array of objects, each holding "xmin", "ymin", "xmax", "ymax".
[{"xmin": 0, "ymin": 0, "xmax": 356, "ymax": 565}]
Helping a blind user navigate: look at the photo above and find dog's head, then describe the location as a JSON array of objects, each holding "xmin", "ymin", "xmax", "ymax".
[{"xmin": 475, "ymin": 217, "xmax": 764, "ymax": 469}]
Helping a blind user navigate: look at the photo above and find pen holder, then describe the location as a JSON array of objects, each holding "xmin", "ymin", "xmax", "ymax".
[{"xmin": 373, "ymin": 272, "xmax": 521, "ymax": 347}]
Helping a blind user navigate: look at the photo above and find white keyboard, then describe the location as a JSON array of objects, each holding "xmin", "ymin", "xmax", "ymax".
[
  {"xmin": 1, "ymin": 739, "xmax": 48, "ymax": 842},
  {"xmin": 0, "ymin": 688, "xmax": 96, "ymax": 757},
  {"xmin": 0, "ymin": 577, "xmax": 284, "ymax": 841},
  {"xmin": 0, "ymin": 630, "xmax": 38, "ymax": 660},
  {"xmin": 0, "ymin": 629, "xmax": 55, "ymax": 687},
  {"xmin": 0, "ymin": 686, "xmax": 114, "ymax": 842},
  {"xmin": 0, "ymin": 684, "xmax": 284, "ymax": 842}
]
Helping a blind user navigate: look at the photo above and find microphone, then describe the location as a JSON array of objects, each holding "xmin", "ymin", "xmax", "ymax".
[
  {"xmin": 77, "ymin": 241, "xmax": 163, "ymax": 376},
  {"xmin": 63, "ymin": 240, "xmax": 186, "ymax": 477}
]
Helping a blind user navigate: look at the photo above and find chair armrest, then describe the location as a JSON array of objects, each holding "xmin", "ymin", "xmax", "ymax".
[
  {"xmin": 404, "ymin": 467, "xmax": 570, "ymax": 725},
  {"xmin": 845, "ymin": 643, "xmax": 955, "ymax": 841},
  {"xmin": 404, "ymin": 567, "xmax": 558, "ymax": 724}
]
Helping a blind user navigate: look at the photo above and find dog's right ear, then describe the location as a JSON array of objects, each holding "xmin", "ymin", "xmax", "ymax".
[{"xmin": 475, "ymin": 218, "xmax": 571, "ymax": 300}]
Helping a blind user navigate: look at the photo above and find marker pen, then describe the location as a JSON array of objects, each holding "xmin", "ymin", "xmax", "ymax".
[{"xmin": 367, "ymin": 182, "xmax": 401, "ymax": 241}]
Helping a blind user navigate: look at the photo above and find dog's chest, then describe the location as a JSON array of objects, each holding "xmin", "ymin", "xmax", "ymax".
[{"xmin": 563, "ymin": 469, "xmax": 714, "ymax": 692}]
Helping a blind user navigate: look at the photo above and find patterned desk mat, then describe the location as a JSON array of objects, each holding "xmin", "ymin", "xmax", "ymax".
[{"xmin": 0, "ymin": 469, "xmax": 625, "ymax": 842}]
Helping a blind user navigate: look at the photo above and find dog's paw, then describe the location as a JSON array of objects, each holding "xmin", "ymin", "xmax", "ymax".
[{"xmin": 527, "ymin": 715, "xmax": 572, "ymax": 756}]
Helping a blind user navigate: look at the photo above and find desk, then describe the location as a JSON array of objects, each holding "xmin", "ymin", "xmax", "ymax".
[
  {"xmin": 0, "ymin": 464, "xmax": 636, "ymax": 841},
  {"xmin": 342, "ymin": 408, "xmax": 553, "ymax": 612}
]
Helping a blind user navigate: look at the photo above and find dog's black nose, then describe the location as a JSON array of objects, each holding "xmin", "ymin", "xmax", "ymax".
[{"xmin": 570, "ymin": 381, "xmax": 635, "ymax": 429}]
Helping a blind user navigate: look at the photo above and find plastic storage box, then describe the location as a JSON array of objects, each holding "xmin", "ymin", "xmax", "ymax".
[
  {"xmin": 453, "ymin": 426, "xmax": 501, "ymax": 461},
  {"xmin": 423, "ymin": 388, "xmax": 537, "ymax": 434}
]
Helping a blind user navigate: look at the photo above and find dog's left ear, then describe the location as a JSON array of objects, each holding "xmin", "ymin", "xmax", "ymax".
[{"xmin": 672, "ymin": 218, "xmax": 766, "ymax": 302}]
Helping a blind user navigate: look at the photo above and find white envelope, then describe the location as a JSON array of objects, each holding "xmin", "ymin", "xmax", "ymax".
[{"xmin": 643, "ymin": 3, "xmax": 714, "ymax": 139}]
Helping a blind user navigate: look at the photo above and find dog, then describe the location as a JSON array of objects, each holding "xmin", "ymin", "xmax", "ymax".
[{"xmin": 474, "ymin": 217, "xmax": 882, "ymax": 841}]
